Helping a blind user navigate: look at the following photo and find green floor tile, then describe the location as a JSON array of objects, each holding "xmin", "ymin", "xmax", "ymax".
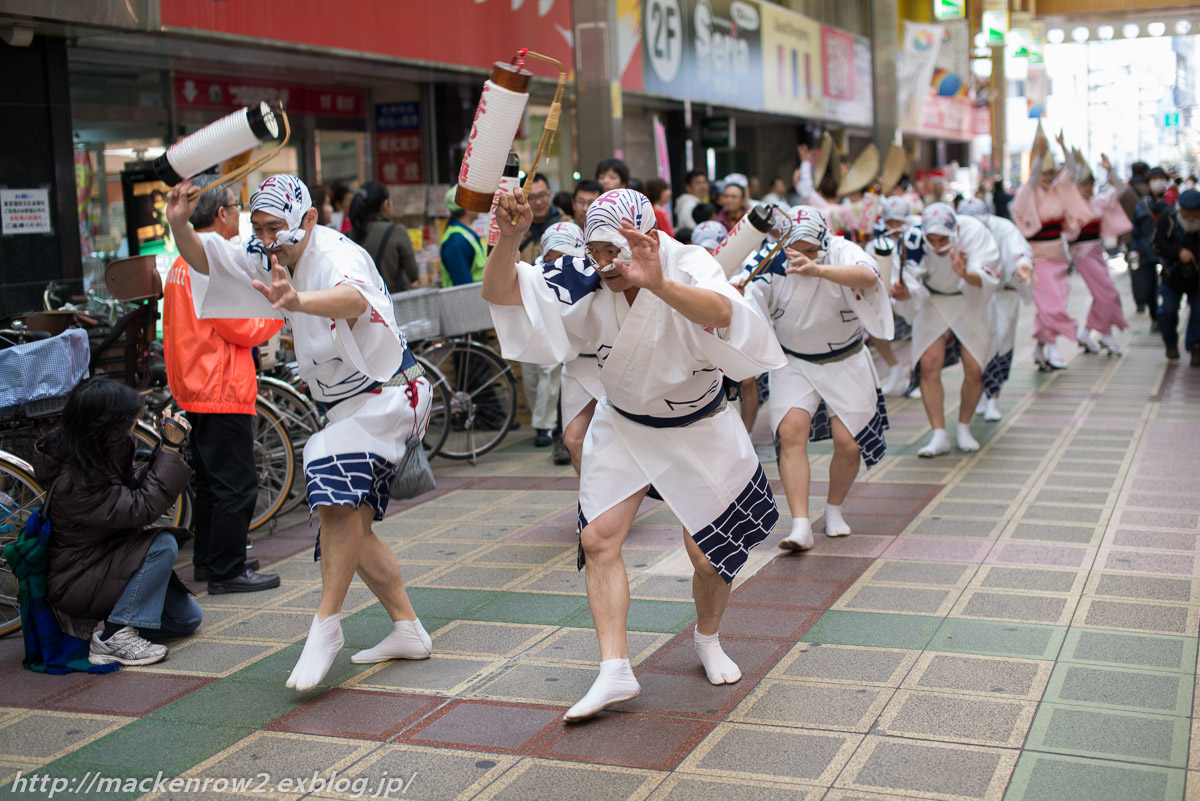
[
  {"xmin": 566, "ymin": 598, "xmax": 697, "ymax": 633},
  {"xmin": 1043, "ymin": 663, "xmax": 1194, "ymax": 716},
  {"xmin": 467, "ymin": 591, "xmax": 591, "ymax": 625},
  {"xmin": 803, "ymin": 610, "xmax": 941, "ymax": 650},
  {"xmin": 1059, "ymin": 628, "xmax": 1199, "ymax": 673},
  {"xmin": 1004, "ymin": 752, "xmax": 1185, "ymax": 801},
  {"xmin": 53, "ymin": 719, "xmax": 244, "ymax": 777},
  {"xmin": 154, "ymin": 678, "xmax": 305, "ymax": 728},
  {"xmin": 928, "ymin": 618, "xmax": 1066, "ymax": 659},
  {"xmin": 406, "ymin": 587, "xmax": 502, "ymax": 618},
  {"xmin": 234, "ymin": 640, "xmax": 373, "ymax": 687},
  {"xmin": 1025, "ymin": 703, "xmax": 1191, "ymax": 768}
]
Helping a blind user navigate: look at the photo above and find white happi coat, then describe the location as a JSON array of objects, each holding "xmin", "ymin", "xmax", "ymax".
[
  {"xmin": 560, "ymin": 353, "xmax": 603, "ymax": 425},
  {"xmin": 894, "ymin": 215, "xmax": 1001, "ymax": 367},
  {"xmin": 490, "ymin": 232, "xmax": 786, "ymax": 580},
  {"xmin": 744, "ymin": 237, "xmax": 893, "ymax": 464},
  {"xmin": 980, "ymin": 214, "xmax": 1034, "ymax": 361},
  {"xmin": 191, "ymin": 227, "xmax": 429, "ymax": 478}
]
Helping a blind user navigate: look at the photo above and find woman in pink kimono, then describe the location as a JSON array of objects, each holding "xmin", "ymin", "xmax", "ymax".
[
  {"xmin": 1010, "ymin": 131, "xmax": 1093, "ymax": 370},
  {"xmin": 1062, "ymin": 151, "xmax": 1132, "ymax": 355}
]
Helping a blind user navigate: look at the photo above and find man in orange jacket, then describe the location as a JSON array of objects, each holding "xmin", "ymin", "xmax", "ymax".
[{"xmin": 163, "ymin": 173, "xmax": 283, "ymax": 594}]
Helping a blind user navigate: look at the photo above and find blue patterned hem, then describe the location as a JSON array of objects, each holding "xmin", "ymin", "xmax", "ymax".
[
  {"xmin": 307, "ymin": 452, "xmax": 396, "ymax": 561},
  {"xmin": 983, "ymin": 349, "xmax": 1013, "ymax": 398}
]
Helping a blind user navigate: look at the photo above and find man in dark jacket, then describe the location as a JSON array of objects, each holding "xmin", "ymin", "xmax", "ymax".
[
  {"xmin": 517, "ymin": 173, "xmax": 562, "ymax": 264},
  {"xmin": 1131, "ymin": 166, "xmax": 1171, "ymax": 327},
  {"xmin": 1154, "ymin": 189, "xmax": 1200, "ymax": 364}
]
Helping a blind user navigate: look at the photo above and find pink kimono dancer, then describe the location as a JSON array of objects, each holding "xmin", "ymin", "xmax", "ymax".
[
  {"xmin": 1071, "ymin": 239, "xmax": 1129, "ymax": 337},
  {"xmin": 1031, "ymin": 253, "xmax": 1078, "ymax": 345}
]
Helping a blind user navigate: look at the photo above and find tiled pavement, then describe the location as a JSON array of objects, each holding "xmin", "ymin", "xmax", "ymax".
[{"xmin": 5, "ymin": 268, "xmax": 1200, "ymax": 801}]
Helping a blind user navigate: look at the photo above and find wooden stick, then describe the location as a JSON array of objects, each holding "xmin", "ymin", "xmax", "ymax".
[{"xmin": 520, "ymin": 51, "xmax": 567, "ymax": 195}]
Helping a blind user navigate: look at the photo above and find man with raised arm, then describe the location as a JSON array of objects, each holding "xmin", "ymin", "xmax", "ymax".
[
  {"xmin": 165, "ymin": 175, "xmax": 434, "ymax": 692},
  {"xmin": 483, "ymin": 188, "xmax": 786, "ymax": 721}
]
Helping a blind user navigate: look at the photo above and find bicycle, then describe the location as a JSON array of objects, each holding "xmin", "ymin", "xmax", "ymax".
[
  {"xmin": 0, "ymin": 449, "xmax": 39, "ymax": 636},
  {"xmin": 393, "ymin": 282, "xmax": 518, "ymax": 464}
]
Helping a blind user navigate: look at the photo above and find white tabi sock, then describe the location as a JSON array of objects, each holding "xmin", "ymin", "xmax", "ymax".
[
  {"xmin": 974, "ymin": 396, "xmax": 987, "ymax": 416},
  {"xmin": 918, "ymin": 428, "xmax": 951, "ymax": 457},
  {"xmin": 984, "ymin": 397, "xmax": 1002, "ymax": 422},
  {"xmin": 956, "ymin": 422, "xmax": 981, "ymax": 452},
  {"xmin": 778, "ymin": 518, "xmax": 814, "ymax": 551},
  {"xmin": 824, "ymin": 503, "xmax": 851, "ymax": 537},
  {"xmin": 351, "ymin": 618, "xmax": 432, "ymax": 664},
  {"xmin": 694, "ymin": 629, "xmax": 742, "ymax": 685},
  {"xmin": 563, "ymin": 658, "xmax": 641, "ymax": 722},
  {"xmin": 286, "ymin": 613, "xmax": 343, "ymax": 691}
]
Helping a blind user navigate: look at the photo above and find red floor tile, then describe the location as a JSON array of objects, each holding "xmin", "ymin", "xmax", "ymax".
[
  {"xmin": 639, "ymin": 634, "xmax": 790, "ymax": 680},
  {"xmin": 268, "ymin": 688, "xmax": 442, "ymax": 741},
  {"xmin": 622, "ymin": 671, "xmax": 757, "ymax": 719},
  {"xmin": 533, "ymin": 712, "xmax": 715, "ymax": 770},
  {"xmin": 401, "ymin": 700, "xmax": 562, "ymax": 753},
  {"xmin": 704, "ymin": 605, "xmax": 824, "ymax": 641},
  {"xmin": 48, "ymin": 672, "xmax": 211, "ymax": 716},
  {"xmin": 0, "ymin": 668, "xmax": 100, "ymax": 708},
  {"xmin": 730, "ymin": 577, "xmax": 846, "ymax": 610}
]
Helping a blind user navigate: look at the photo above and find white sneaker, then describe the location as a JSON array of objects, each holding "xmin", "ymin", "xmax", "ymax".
[
  {"xmin": 1076, "ymin": 330, "xmax": 1100, "ymax": 354},
  {"xmin": 89, "ymin": 626, "xmax": 167, "ymax": 666},
  {"xmin": 778, "ymin": 518, "xmax": 814, "ymax": 551},
  {"xmin": 983, "ymin": 397, "xmax": 1002, "ymax": 422},
  {"xmin": 1098, "ymin": 334, "xmax": 1124, "ymax": 356},
  {"xmin": 1045, "ymin": 343, "xmax": 1068, "ymax": 370},
  {"xmin": 880, "ymin": 364, "xmax": 906, "ymax": 396}
]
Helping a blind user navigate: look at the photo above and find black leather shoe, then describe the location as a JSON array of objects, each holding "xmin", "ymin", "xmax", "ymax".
[
  {"xmin": 208, "ymin": 568, "xmax": 281, "ymax": 595},
  {"xmin": 552, "ymin": 435, "xmax": 571, "ymax": 465},
  {"xmin": 193, "ymin": 557, "xmax": 259, "ymax": 582},
  {"xmin": 534, "ymin": 429, "xmax": 553, "ymax": 447}
]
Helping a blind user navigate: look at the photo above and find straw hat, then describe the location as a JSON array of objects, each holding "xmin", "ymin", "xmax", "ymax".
[
  {"xmin": 812, "ymin": 132, "xmax": 836, "ymax": 190},
  {"xmin": 878, "ymin": 143, "xmax": 909, "ymax": 195},
  {"xmin": 838, "ymin": 144, "xmax": 881, "ymax": 198},
  {"xmin": 1071, "ymin": 147, "xmax": 1093, "ymax": 183}
]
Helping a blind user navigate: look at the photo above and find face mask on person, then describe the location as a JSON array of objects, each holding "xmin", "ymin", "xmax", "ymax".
[
  {"xmin": 1150, "ymin": 179, "xmax": 1168, "ymax": 195},
  {"xmin": 1180, "ymin": 215, "xmax": 1200, "ymax": 234}
]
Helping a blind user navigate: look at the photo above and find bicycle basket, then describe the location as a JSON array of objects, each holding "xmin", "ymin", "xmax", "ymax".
[
  {"xmin": 438, "ymin": 282, "xmax": 494, "ymax": 337},
  {"xmin": 0, "ymin": 328, "xmax": 89, "ymax": 415},
  {"xmin": 391, "ymin": 288, "xmax": 440, "ymax": 343}
]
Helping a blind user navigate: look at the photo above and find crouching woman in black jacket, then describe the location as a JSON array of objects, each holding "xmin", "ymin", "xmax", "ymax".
[{"xmin": 32, "ymin": 377, "xmax": 201, "ymax": 667}]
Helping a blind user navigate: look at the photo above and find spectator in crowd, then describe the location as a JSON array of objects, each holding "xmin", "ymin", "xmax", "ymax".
[
  {"xmin": 595, "ymin": 158, "xmax": 630, "ymax": 191},
  {"xmin": 643, "ymin": 177, "xmax": 675, "ymax": 238},
  {"xmin": 675, "ymin": 170, "xmax": 710, "ymax": 229},
  {"xmin": 347, "ymin": 181, "xmax": 419, "ymax": 292},
  {"xmin": 1165, "ymin": 177, "xmax": 1182, "ymax": 207},
  {"xmin": 747, "ymin": 176, "xmax": 762, "ymax": 204},
  {"xmin": 329, "ymin": 181, "xmax": 354, "ymax": 234},
  {"xmin": 553, "ymin": 190, "xmax": 574, "ymax": 220},
  {"xmin": 163, "ymin": 173, "xmax": 283, "ymax": 594},
  {"xmin": 991, "ymin": 176, "xmax": 1012, "ymax": 220},
  {"xmin": 440, "ymin": 185, "xmax": 486, "ymax": 286},
  {"xmin": 572, "ymin": 179, "xmax": 603, "ymax": 228},
  {"xmin": 692, "ymin": 203, "xmax": 716, "ymax": 224},
  {"xmin": 517, "ymin": 173, "xmax": 563, "ymax": 264},
  {"xmin": 717, "ymin": 182, "xmax": 748, "ymax": 231},
  {"xmin": 761, "ymin": 177, "xmax": 790, "ymax": 207},
  {"xmin": 1154, "ymin": 188, "xmax": 1200, "ymax": 363},
  {"xmin": 33, "ymin": 378, "xmax": 201, "ymax": 667},
  {"xmin": 310, "ymin": 185, "xmax": 334, "ymax": 227}
]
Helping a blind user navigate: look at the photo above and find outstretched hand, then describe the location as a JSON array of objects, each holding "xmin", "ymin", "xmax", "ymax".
[
  {"xmin": 950, "ymin": 248, "xmax": 968, "ymax": 278},
  {"xmin": 613, "ymin": 223, "xmax": 664, "ymax": 290},
  {"xmin": 251, "ymin": 255, "xmax": 303, "ymax": 312},
  {"xmin": 785, "ymin": 249, "xmax": 823, "ymax": 278},
  {"xmin": 165, "ymin": 183, "xmax": 199, "ymax": 232},
  {"xmin": 493, "ymin": 188, "xmax": 533, "ymax": 238},
  {"xmin": 1016, "ymin": 263, "xmax": 1034, "ymax": 285},
  {"xmin": 892, "ymin": 280, "xmax": 911, "ymax": 301}
]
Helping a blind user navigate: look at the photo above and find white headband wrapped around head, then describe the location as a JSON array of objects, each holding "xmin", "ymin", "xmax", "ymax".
[
  {"xmin": 540, "ymin": 221, "xmax": 586, "ymax": 259},
  {"xmin": 782, "ymin": 205, "xmax": 831, "ymax": 260},
  {"xmin": 921, "ymin": 202, "xmax": 958, "ymax": 254},
  {"xmin": 691, "ymin": 220, "xmax": 728, "ymax": 251},
  {"xmin": 955, "ymin": 198, "xmax": 988, "ymax": 221},
  {"xmin": 584, "ymin": 189, "xmax": 655, "ymax": 271},
  {"xmin": 246, "ymin": 174, "xmax": 312, "ymax": 270},
  {"xmin": 880, "ymin": 196, "xmax": 912, "ymax": 224}
]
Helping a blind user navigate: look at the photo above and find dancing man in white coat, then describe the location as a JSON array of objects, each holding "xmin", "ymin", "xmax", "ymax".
[
  {"xmin": 166, "ymin": 176, "xmax": 434, "ymax": 692},
  {"xmin": 742, "ymin": 207, "xmax": 893, "ymax": 550},
  {"xmin": 956, "ymin": 198, "xmax": 1034, "ymax": 422},
  {"xmin": 483, "ymin": 188, "xmax": 785, "ymax": 721},
  {"xmin": 892, "ymin": 203, "xmax": 1001, "ymax": 456}
]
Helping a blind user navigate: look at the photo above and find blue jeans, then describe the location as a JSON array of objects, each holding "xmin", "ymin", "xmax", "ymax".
[
  {"xmin": 107, "ymin": 531, "xmax": 202, "ymax": 639},
  {"xmin": 1159, "ymin": 283, "xmax": 1200, "ymax": 350}
]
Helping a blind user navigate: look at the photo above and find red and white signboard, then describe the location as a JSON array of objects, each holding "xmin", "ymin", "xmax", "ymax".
[
  {"xmin": 174, "ymin": 73, "xmax": 365, "ymax": 118},
  {"xmin": 376, "ymin": 131, "xmax": 423, "ymax": 185}
]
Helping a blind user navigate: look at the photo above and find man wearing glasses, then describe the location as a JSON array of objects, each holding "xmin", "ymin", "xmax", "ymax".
[
  {"xmin": 162, "ymin": 172, "xmax": 283, "ymax": 594},
  {"xmin": 518, "ymin": 173, "xmax": 563, "ymax": 264}
]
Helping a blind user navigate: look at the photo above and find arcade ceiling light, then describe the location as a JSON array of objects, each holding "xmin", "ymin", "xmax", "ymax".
[{"xmin": 1044, "ymin": 13, "xmax": 1198, "ymax": 45}]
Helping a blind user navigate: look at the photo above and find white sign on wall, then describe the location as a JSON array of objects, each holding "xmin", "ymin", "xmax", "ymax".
[{"xmin": 1, "ymin": 188, "xmax": 52, "ymax": 235}]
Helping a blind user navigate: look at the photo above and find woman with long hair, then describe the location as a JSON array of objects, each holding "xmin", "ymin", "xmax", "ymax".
[
  {"xmin": 32, "ymin": 377, "xmax": 200, "ymax": 666},
  {"xmin": 347, "ymin": 181, "xmax": 419, "ymax": 292}
]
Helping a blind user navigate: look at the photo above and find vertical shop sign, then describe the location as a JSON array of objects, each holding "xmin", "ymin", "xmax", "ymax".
[
  {"xmin": 759, "ymin": 3, "xmax": 822, "ymax": 119},
  {"xmin": 821, "ymin": 29, "xmax": 873, "ymax": 128},
  {"xmin": 375, "ymin": 102, "xmax": 423, "ymax": 185}
]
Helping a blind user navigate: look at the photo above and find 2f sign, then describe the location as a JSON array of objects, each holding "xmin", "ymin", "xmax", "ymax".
[{"xmin": 647, "ymin": 0, "xmax": 682, "ymax": 82}]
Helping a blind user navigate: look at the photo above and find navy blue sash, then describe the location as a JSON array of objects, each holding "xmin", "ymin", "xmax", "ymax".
[
  {"xmin": 781, "ymin": 337, "xmax": 864, "ymax": 364},
  {"xmin": 611, "ymin": 389, "xmax": 724, "ymax": 428}
]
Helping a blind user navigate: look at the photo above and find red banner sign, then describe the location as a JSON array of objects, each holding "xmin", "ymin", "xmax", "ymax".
[
  {"xmin": 376, "ymin": 131, "xmax": 423, "ymax": 185},
  {"xmin": 174, "ymin": 73, "xmax": 365, "ymax": 118}
]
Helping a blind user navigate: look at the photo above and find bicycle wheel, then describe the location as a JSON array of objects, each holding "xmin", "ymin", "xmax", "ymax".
[
  {"xmin": 0, "ymin": 451, "xmax": 41, "ymax": 636},
  {"xmin": 248, "ymin": 397, "xmax": 296, "ymax": 531},
  {"xmin": 413, "ymin": 354, "xmax": 451, "ymax": 458},
  {"xmin": 418, "ymin": 339, "xmax": 518, "ymax": 461},
  {"xmin": 257, "ymin": 376, "xmax": 321, "ymax": 516},
  {"xmin": 131, "ymin": 423, "xmax": 187, "ymax": 527}
]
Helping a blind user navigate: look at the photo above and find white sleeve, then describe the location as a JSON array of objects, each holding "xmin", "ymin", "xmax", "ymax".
[
  {"xmin": 191, "ymin": 233, "xmax": 282, "ymax": 320},
  {"xmin": 326, "ymin": 249, "xmax": 406, "ymax": 382},
  {"xmin": 837, "ymin": 241, "xmax": 894, "ymax": 341},
  {"xmin": 488, "ymin": 260, "xmax": 591, "ymax": 365},
  {"xmin": 796, "ymin": 161, "xmax": 817, "ymax": 203}
]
